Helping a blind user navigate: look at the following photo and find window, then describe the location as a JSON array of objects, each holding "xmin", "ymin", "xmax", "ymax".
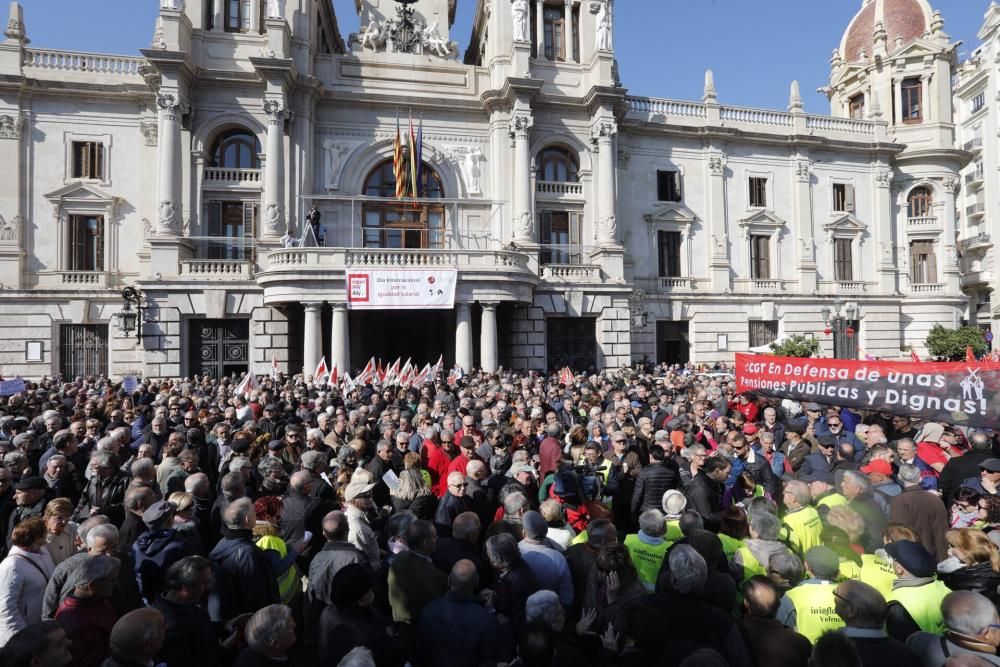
[
  {"xmin": 543, "ymin": 7, "xmax": 564, "ymax": 60},
  {"xmin": 536, "ymin": 148, "xmax": 579, "ymax": 182},
  {"xmin": 209, "ymin": 129, "xmax": 261, "ymax": 169},
  {"xmin": 901, "ymin": 78, "xmax": 922, "ymax": 123},
  {"xmin": 833, "ymin": 183, "xmax": 855, "ymax": 212},
  {"xmin": 749, "ymin": 234, "xmax": 770, "ymax": 279},
  {"xmin": 72, "ymin": 142, "xmax": 104, "ymax": 180},
  {"xmin": 204, "ymin": 202, "xmax": 255, "ymax": 259},
  {"xmin": 362, "ymin": 159, "xmax": 445, "ymax": 249},
  {"xmin": 973, "ymin": 92, "xmax": 986, "ymax": 114},
  {"xmin": 907, "ymin": 186, "xmax": 932, "ymax": 218},
  {"xmin": 849, "ymin": 94, "xmax": 865, "ymax": 120},
  {"xmin": 749, "ymin": 321, "xmax": 779, "ymax": 348},
  {"xmin": 834, "ymin": 238, "xmax": 853, "ymax": 281},
  {"xmin": 60, "ymin": 324, "xmax": 108, "ymax": 379},
  {"xmin": 540, "ymin": 211, "xmax": 582, "ymax": 264},
  {"xmin": 749, "ymin": 177, "xmax": 767, "ymax": 208},
  {"xmin": 68, "ymin": 215, "xmax": 103, "ymax": 271},
  {"xmin": 657, "ymin": 170, "xmax": 682, "ymax": 202},
  {"xmin": 657, "ymin": 231, "xmax": 682, "ymax": 278},
  {"xmin": 909, "ymin": 240, "xmax": 937, "ymax": 284}
]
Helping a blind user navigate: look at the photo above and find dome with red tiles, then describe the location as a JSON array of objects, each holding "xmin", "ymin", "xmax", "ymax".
[{"xmin": 840, "ymin": 0, "xmax": 933, "ymax": 62}]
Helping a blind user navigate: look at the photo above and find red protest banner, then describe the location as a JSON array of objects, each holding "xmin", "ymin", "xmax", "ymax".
[{"xmin": 735, "ymin": 353, "xmax": 1000, "ymax": 429}]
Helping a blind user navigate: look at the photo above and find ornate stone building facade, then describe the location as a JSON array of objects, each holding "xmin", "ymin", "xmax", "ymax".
[{"xmin": 0, "ymin": 0, "xmax": 975, "ymax": 378}]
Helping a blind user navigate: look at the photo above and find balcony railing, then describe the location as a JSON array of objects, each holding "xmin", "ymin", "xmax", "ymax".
[
  {"xmin": 735, "ymin": 278, "xmax": 785, "ymax": 293},
  {"xmin": 965, "ymin": 137, "xmax": 984, "ymax": 152},
  {"xmin": 265, "ymin": 247, "xmax": 532, "ymax": 274},
  {"xmin": 907, "ymin": 216, "xmax": 938, "ymax": 227},
  {"xmin": 58, "ymin": 271, "xmax": 108, "ymax": 287},
  {"xmin": 967, "ymin": 203, "xmax": 986, "ymax": 218},
  {"xmin": 965, "ymin": 165, "xmax": 985, "ymax": 186},
  {"xmin": 23, "ymin": 48, "xmax": 145, "ymax": 76},
  {"xmin": 179, "ymin": 260, "xmax": 252, "ymax": 279},
  {"xmin": 540, "ymin": 264, "xmax": 602, "ymax": 282},
  {"xmin": 203, "ymin": 168, "xmax": 262, "ymax": 187},
  {"xmin": 959, "ymin": 233, "xmax": 992, "ymax": 252},
  {"xmin": 961, "ymin": 271, "xmax": 994, "ymax": 288},
  {"xmin": 911, "ymin": 283, "xmax": 945, "ymax": 294},
  {"xmin": 535, "ymin": 181, "xmax": 583, "ymax": 197},
  {"xmin": 659, "ymin": 277, "xmax": 695, "ymax": 290}
]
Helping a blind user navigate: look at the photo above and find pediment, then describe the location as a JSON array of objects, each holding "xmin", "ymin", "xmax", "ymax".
[
  {"xmin": 888, "ymin": 38, "xmax": 946, "ymax": 61},
  {"xmin": 823, "ymin": 213, "xmax": 867, "ymax": 235},
  {"xmin": 643, "ymin": 202, "xmax": 696, "ymax": 225},
  {"xmin": 738, "ymin": 209, "xmax": 785, "ymax": 228},
  {"xmin": 44, "ymin": 182, "xmax": 117, "ymax": 204}
]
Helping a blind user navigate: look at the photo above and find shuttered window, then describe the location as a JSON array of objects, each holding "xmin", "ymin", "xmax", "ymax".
[
  {"xmin": 68, "ymin": 215, "xmax": 104, "ymax": 271},
  {"xmin": 749, "ymin": 234, "xmax": 770, "ymax": 279},
  {"xmin": 833, "ymin": 183, "xmax": 855, "ymax": 212},
  {"xmin": 72, "ymin": 142, "xmax": 104, "ymax": 180},
  {"xmin": 834, "ymin": 238, "xmax": 853, "ymax": 281},
  {"xmin": 658, "ymin": 231, "xmax": 682, "ymax": 278},
  {"xmin": 749, "ymin": 321, "xmax": 779, "ymax": 348},
  {"xmin": 910, "ymin": 241, "xmax": 937, "ymax": 284},
  {"xmin": 540, "ymin": 211, "xmax": 582, "ymax": 264},
  {"xmin": 657, "ymin": 170, "xmax": 682, "ymax": 202}
]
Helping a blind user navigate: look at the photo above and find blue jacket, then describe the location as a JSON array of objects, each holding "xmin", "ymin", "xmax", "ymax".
[
  {"xmin": 208, "ymin": 531, "xmax": 279, "ymax": 621},
  {"xmin": 416, "ymin": 591, "xmax": 512, "ymax": 667},
  {"xmin": 133, "ymin": 528, "xmax": 189, "ymax": 601}
]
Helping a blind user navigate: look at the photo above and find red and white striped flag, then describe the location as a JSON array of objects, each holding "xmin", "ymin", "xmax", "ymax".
[
  {"xmin": 329, "ymin": 365, "xmax": 338, "ymax": 388},
  {"xmin": 384, "ymin": 358, "xmax": 401, "ymax": 386},
  {"xmin": 313, "ymin": 356, "xmax": 329, "ymax": 384},
  {"xmin": 910, "ymin": 350, "xmax": 920, "ymax": 363},
  {"xmin": 357, "ymin": 357, "xmax": 376, "ymax": 385},
  {"xmin": 431, "ymin": 354, "xmax": 444, "ymax": 379},
  {"xmin": 235, "ymin": 370, "xmax": 258, "ymax": 398},
  {"xmin": 559, "ymin": 367, "xmax": 575, "ymax": 386},
  {"xmin": 343, "ymin": 373, "xmax": 356, "ymax": 394}
]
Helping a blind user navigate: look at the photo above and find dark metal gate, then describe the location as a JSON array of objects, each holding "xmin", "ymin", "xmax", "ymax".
[
  {"xmin": 546, "ymin": 317, "xmax": 596, "ymax": 371},
  {"xmin": 189, "ymin": 319, "xmax": 249, "ymax": 379},
  {"xmin": 833, "ymin": 319, "xmax": 860, "ymax": 360},
  {"xmin": 60, "ymin": 324, "xmax": 108, "ymax": 379}
]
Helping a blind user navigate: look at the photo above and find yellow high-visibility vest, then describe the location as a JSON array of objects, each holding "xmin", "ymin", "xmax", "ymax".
[
  {"xmin": 785, "ymin": 581, "xmax": 845, "ymax": 644},
  {"xmin": 836, "ymin": 557, "xmax": 862, "ymax": 583},
  {"xmin": 783, "ymin": 506, "xmax": 823, "ymax": 555},
  {"xmin": 624, "ymin": 534, "xmax": 669, "ymax": 591},
  {"xmin": 887, "ymin": 579, "xmax": 950, "ymax": 634},
  {"xmin": 859, "ymin": 553, "xmax": 896, "ymax": 597},
  {"xmin": 735, "ymin": 545, "xmax": 766, "ymax": 584},
  {"xmin": 718, "ymin": 533, "xmax": 744, "ymax": 561},
  {"xmin": 665, "ymin": 518, "xmax": 683, "ymax": 543}
]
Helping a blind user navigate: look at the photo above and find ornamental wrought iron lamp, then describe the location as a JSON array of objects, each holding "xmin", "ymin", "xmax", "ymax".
[
  {"xmin": 820, "ymin": 298, "xmax": 858, "ymax": 337},
  {"xmin": 113, "ymin": 286, "xmax": 146, "ymax": 341}
]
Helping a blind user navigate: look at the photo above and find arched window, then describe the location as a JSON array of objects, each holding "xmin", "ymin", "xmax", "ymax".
[
  {"xmin": 362, "ymin": 159, "xmax": 445, "ymax": 249},
  {"xmin": 209, "ymin": 129, "xmax": 261, "ymax": 169},
  {"xmin": 536, "ymin": 147, "xmax": 579, "ymax": 183},
  {"xmin": 907, "ymin": 186, "xmax": 932, "ymax": 218}
]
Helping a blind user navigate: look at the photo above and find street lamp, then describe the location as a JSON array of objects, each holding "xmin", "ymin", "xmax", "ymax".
[
  {"xmin": 113, "ymin": 286, "xmax": 146, "ymax": 341},
  {"xmin": 821, "ymin": 298, "xmax": 859, "ymax": 358}
]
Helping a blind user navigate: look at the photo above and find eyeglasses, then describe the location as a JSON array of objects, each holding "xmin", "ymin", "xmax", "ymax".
[
  {"xmin": 832, "ymin": 589, "xmax": 852, "ymax": 606},
  {"xmin": 450, "ymin": 483, "xmax": 468, "ymax": 489}
]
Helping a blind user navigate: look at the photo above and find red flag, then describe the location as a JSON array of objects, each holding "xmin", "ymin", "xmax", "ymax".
[
  {"xmin": 358, "ymin": 357, "xmax": 376, "ymax": 385},
  {"xmin": 967, "ymin": 346, "xmax": 977, "ymax": 363},
  {"xmin": 431, "ymin": 354, "xmax": 444, "ymax": 378},
  {"xmin": 313, "ymin": 356, "xmax": 329, "ymax": 383},
  {"xmin": 559, "ymin": 367, "xmax": 575, "ymax": 386},
  {"xmin": 330, "ymin": 366, "xmax": 338, "ymax": 388},
  {"xmin": 377, "ymin": 359, "xmax": 385, "ymax": 383},
  {"xmin": 235, "ymin": 370, "xmax": 258, "ymax": 398},
  {"xmin": 910, "ymin": 350, "xmax": 920, "ymax": 363}
]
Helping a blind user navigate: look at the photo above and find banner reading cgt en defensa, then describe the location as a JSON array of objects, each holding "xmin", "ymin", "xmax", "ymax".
[{"xmin": 735, "ymin": 353, "xmax": 1000, "ymax": 429}]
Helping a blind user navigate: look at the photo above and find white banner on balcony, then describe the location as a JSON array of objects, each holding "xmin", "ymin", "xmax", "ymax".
[{"xmin": 346, "ymin": 269, "xmax": 458, "ymax": 310}]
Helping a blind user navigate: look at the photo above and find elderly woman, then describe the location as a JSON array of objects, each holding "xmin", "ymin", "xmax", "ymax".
[
  {"xmin": 939, "ymin": 528, "xmax": 1000, "ymax": 604},
  {"xmin": 252, "ymin": 496, "xmax": 303, "ymax": 606},
  {"xmin": 390, "ymin": 468, "xmax": 437, "ymax": 520},
  {"xmin": 43, "ymin": 497, "xmax": 78, "ymax": 566},
  {"xmin": 582, "ymin": 543, "xmax": 646, "ymax": 634},
  {"xmin": 168, "ymin": 491, "xmax": 206, "ymax": 556},
  {"xmin": 0, "ymin": 517, "xmax": 56, "ymax": 644}
]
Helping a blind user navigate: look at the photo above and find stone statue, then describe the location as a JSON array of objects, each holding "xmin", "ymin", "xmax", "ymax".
[
  {"xmin": 323, "ymin": 140, "xmax": 350, "ymax": 190},
  {"xmin": 595, "ymin": 0, "xmax": 613, "ymax": 51},
  {"xmin": 513, "ymin": 211, "xmax": 532, "ymax": 239},
  {"xmin": 603, "ymin": 215, "xmax": 618, "ymax": 243},
  {"xmin": 0, "ymin": 114, "xmax": 21, "ymax": 140},
  {"xmin": 421, "ymin": 21, "xmax": 452, "ymax": 57},
  {"xmin": 158, "ymin": 200, "xmax": 178, "ymax": 234},
  {"xmin": 449, "ymin": 146, "xmax": 484, "ymax": 195},
  {"xmin": 799, "ymin": 236, "xmax": 812, "ymax": 259},
  {"xmin": 264, "ymin": 203, "xmax": 282, "ymax": 234},
  {"xmin": 360, "ymin": 20, "xmax": 383, "ymax": 51},
  {"xmin": 266, "ymin": 0, "xmax": 282, "ymax": 19},
  {"xmin": 511, "ymin": 0, "xmax": 529, "ymax": 42},
  {"xmin": 0, "ymin": 215, "xmax": 15, "ymax": 241},
  {"xmin": 142, "ymin": 218, "xmax": 152, "ymax": 240}
]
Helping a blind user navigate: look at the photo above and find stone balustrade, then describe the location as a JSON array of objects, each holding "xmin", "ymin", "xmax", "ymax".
[
  {"xmin": 540, "ymin": 264, "xmax": 602, "ymax": 282},
  {"xmin": 179, "ymin": 260, "xmax": 251, "ymax": 278},
  {"xmin": 203, "ymin": 168, "xmax": 262, "ymax": 187},
  {"xmin": 23, "ymin": 48, "xmax": 145, "ymax": 76}
]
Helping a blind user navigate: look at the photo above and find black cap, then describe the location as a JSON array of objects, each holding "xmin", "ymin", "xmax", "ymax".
[
  {"xmin": 981, "ymin": 458, "xmax": 1000, "ymax": 473},
  {"xmin": 816, "ymin": 435, "xmax": 836, "ymax": 448},
  {"xmin": 885, "ymin": 540, "xmax": 936, "ymax": 578},
  {"xmin": 14, "ymin": 476, "xmax": 46, "ymax": 491}
]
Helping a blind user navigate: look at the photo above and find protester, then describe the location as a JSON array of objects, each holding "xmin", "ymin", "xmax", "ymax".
[{"xmin": 0, "ymin": 517, "xmax": 54, "ymax": 644}]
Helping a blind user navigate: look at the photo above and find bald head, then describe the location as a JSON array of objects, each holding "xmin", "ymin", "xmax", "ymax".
[
  {"xmin": 184, "ymin": 472, "xmax": 209, "ymax": 498},
  {"xmin": 449, "ymin": 559, "xmax": 479, "ymax": 594},
  {"xmin": 109, "ymin": 608, "xmax": 166, "ymax": 663},
  {"xmin": 290, "ymin": 470, "xmax": 313, "ymax": 493},
  {"xmin": 742, "ymin": 575, "xmax": 780, "ymax": 619},
  {"xmin": 322, "ymin": 510, "xmax": 349, "ymax": 542}
]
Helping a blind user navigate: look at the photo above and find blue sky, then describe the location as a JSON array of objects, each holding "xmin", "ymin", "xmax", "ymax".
[{"xmin": 21, "ymin": 0, "xmax": 991, "ymax": 112}]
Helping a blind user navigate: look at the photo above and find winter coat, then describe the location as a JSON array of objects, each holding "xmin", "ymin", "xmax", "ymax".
[
  {"xmin": 685, "ymin": 473, "xmax": 725, "ymax": 530},
  {"xmin": 74, "ymin": 472, "xmax": 129, "ymax": 526},
  {"xmin": 133, "ymin": 528, "xmax": 190, "ymax": 602},
  {"xmin": 416, "ymin": 591, "xmax": 512, "ymax": 667},
  {"xmin": 152, "ymin": 593, "xmax": 223, "ymax": 667},
  {"xmin": 630, "ymin": 459, "xmax": 679, "ymax": 518},
  {"xmin": 55, "ymin": 594, "xmax": 117, "ymax": 667},
  {"xmin": 0, "ymin": 546, "xmax": 55, "ymax": 645},
  {"xmin": 888, "ymin": 486, "xmax": 951, "ymax": 561},
  {"xmin": 940, "ymin": 561, "xmax": 1000, "ymax": 604},
  {"xmin": 208, "ymin": 529, "xmax": 279, "ymax": 621},
  {"xmin": 319, "ymin": 604, "xmax": 405, "ymax": 667},
  {"xmin": 433, "ymin": 492, "xmax": 471, "ymax": 538}
]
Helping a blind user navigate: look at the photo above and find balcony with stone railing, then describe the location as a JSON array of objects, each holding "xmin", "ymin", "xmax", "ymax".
[
  {"xmin": 32, "ymin": 271, "xmax": 113, "ymax": 289},
  {"xmin": 966, "ymin": 165, "xmax": 985, "ymax": 189},
  {"xmin": 540, "ymin": 264, "xmax": 603, "ymax": 282},
  {"xmin": 965, "ymin": 137, "xmax": 984, "ymax": 153},
  {"xmin": 967, "ymin": 203, "xmax": 986, "ymax": 219},
  {"xmin": 203, "ymin": 168, "xmax": 262, "ymax": 189},
  {"xmin": 960, "ymin": 233, "xmax": 992, "ymax": 252},
  {"xmin": 961, "ymin": 271, "xmax": 994, "ymax": 288},
  {"xmin": 735, "ymin": 278, "xmax": 787, "ymax": 294},
  {"xmin": 907, "ymin": 216, "xmax": 938, "ymax": 229},
  {"xmin": 22, "ymin": 48, "xmax": 146, "ymax": 85},
  {"xmin": 535, "ymin": 181, "xmax": 584, "ymax": 199},
  {"xmin": 179, "ymin": 260, "xmax": 253, "ymax": 279},
  {"xmin": 819, "ymin": 280, "xmax": 868, "ymax": 295},
  {"xmin": 910, "ymin": 283, "xmax": 945, "ymax": 295}
]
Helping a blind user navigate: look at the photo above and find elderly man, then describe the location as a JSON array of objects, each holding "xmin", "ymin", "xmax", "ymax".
[
  {"xmin": 907, "ymin": 591, "xmax": 1000, "ymax": 666},
  {"xmin": 42, "ymin": 520, "xmax": 121, "ymax": 619},
  {"xmin": 834, "ymin": 579, "xmax": 921, "ymax": 663},
  {"xmin": 344, "ymin": 479, "xmax": 380, "ymax": 569},
  {"xmin": 165, "ymin": 450, "xmax": 199, "ymax": 496},
  {"xmin": 782, "ymin": 480, "xmax": 823, "ymax": 556},
  {"xmin": 888, "ymin": 464, "xmax": 950, "ymax": 561},
  {"xmin": 103, "ymin": 608, "xmax": 166, "ymax": 667},
  {"xmin": 518, "ymin": 511, "xmax": 573, "ymax": 607},
  {"xmin": 841, "ymin": 469, "xmax": 886, "ymax": 552},
  {"xmin": 388, "ymin": 520, "xmax": 447, "ymax": 627},
  {"xmin": 624, "ymin": 509, "xmax": 670, "ymax": 591},
  {"xmin": 781, "ymin": 546, "xmax": 845, "ymax": 643},
  {"xmin": 208, "ymin": 498, "xmax": 279, "ymax": 621},
  {"xmin": 739, "ymin": 576, "xmax": 811, "ymax": 667},
  {"xmin": 54, "ymin": 555, "xmax": 121, "ymax": 667},
  {"xmin": 538, "ymin": 423, "xmax": 563, "ymax": 481},
  {"xmin": 7, "ymin": 476, "xmax": 48, "ymax": 547},
  {"xmin": 43, "ymin": 454, "xmax": 79, "ymax": 507},
  {"xmin": 434, "ymin": 471, "xmax": 472, "ymax": 539},
  {"xmin": 305, "ymin": 510, "xmax": 365, "ymax": 636},
  {"xmin": 734, "ymin": 511, "xmax": 793, "ymax": 584},
  {"xmin": 881, "ymin": 539, "xmax": 951, "ymax": 641},
  {"xmin": 74, "ymin": 451, "xmax": 129, "ymax": 526},
  {"xmin": 231, "ymin": 604, "xmax": 297, "ymax": 665}
]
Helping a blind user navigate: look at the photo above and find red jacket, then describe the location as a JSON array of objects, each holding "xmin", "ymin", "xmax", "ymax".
[
  {"xmin": 55, "ymin": 594, "xmax": 117, "ymax": 667},
  {"xmin": 539, "ymin": 436, "xmax": 562, "ymax": 480},
  {"xmin": 447, "ymin": 453, "xmax": 470, "ymax": 478},
  {"xmin": 422, "ymin": 439, "xmax": 453, "ymax": 497}
]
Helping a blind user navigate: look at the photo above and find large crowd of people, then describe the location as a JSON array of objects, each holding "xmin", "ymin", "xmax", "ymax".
[{"xmin": 0, "ymin": 362, "xmax": 998, "ymax": 666}]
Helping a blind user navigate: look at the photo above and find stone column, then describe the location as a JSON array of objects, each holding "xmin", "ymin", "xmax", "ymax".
[
  {"xmin": 156, "ymin": 93, "xmax": 186, "ymax": 236},
  {"xmin": 942, "ymin": 177, "xmax": 960, "ymax": 293},
  {"xmin": 793, "ymin": 156, "xmax": 817, "ymax": 292},
  {"xmin": 873, "ymin": 165, "xmax": 896, "ymax": 293},
  {"xmin": 707, "ymin": 150, "xmax": 731, "ymax": 292},
  {"xmin": 331, "ymin": 303, "xmax": 351, "ymax": 375},
  {"xmin": 920, "ymin": 73, "xmax": 932, "ymax": 122},
  {"xmin": 535, "ymin": 0, "xmax": 545, "ymax": 58},
  {"xmin": 510, "ymin": 112, "xmax": 535, "ymax": 243},
  {"xmin": 893, "ymin": 78, "xmax": 903, "ymax": 125},
  {"xmin": 262, "ymin": 99, "xmax": 288, "ymax": 240},
  {"xmin": 593, "ymin": 120, "xmax": 618, "ymax": 246},
  {"xmin": 563, "ymin": 0, "xmax": 573, "ymax": 62},
  {"xmin": 455, "ymin": 302, "xmax": 473, "ymax": 373},
  {"xmin": 480, "ymin": 303, "xmax": 499, "ymax": 373},
  {"xmin": 303, "ymin": 302, "xmax": 322, "ymax": 379}
]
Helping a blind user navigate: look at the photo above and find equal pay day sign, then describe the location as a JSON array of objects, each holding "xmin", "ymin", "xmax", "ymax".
[{"xmin": 735, "ymin": 353, "xmax": 1000, "ymax": 429}]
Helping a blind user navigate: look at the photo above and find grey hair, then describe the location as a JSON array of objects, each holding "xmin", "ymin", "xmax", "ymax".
[
  {"xmin": 94, "ymin": 451, "xmax": 116, "ymax": 468},
  {"xmin": 503, "ymin": 492, "xmax": 529, "ymax": 517},
  {"xmin": 525, "ymin": 590, "xmax": 564, "ymax": 627},
  {"xmin": 229, "ymin": 456, "xmax": 251, "ymax": 473},
  {"xmin": 679, "ymin": 444, "xmax": 706, "ymax": 461},
  {"xmin": 485, "ymin": 533, "xmax": 521, "ymax": 571},
  {"xmin": 842, "ymin": 469, "xmax": 871, "ymax": 492},
  {"xmin": 223, "ymin": 497, "xmax": 254, "ymax": 529},
  {"xmin": 3, "ymin": 451, "xmax": 26, "ymax": 468},
  {"xmin": 897, "ymin": 463, "xmax": 921, "ymax": 487},
  {"xmin": 784, "ymin": 480, "xmax": 812, "ymax": 507},
  {"xmin": 838, "ymin": 580, "xmax": 887, "ymax": 629},
  {"xmin": 391, "ymin": 469, "xmax": 431, "ymax": 501},
  {"xmin": 306, "ymin": 428, "xmax": 324, "ymax": 442},
  {"xmin": 336, "ymin": 647, "xmax": 376, "ymax": 667},
  {"xmin": 47, "ymin": 454, "xmax": 68, "ymax": 467},
  {"xmin": 749, "ymin": 510, "xmax": 781, "ymax": 541},
  {"xmin": 768, "ymin": 552, "xmax": 804, "ymax": 586},
  {"xmin": 77, "ymin": 555, "xmax": 121, "ymax": 585},
  {"xmin": 758, "ymin": 431, "xmax": 775, "ymax": 443},
  {"xmin": 257, "ymin": 457, "xmax": 285, "ymax": 477},
  {"xmin": 86, "ymin": 523, "xmax": 119, "ymax": 548},
  {"xmin": 669, "ymin": 545, "xmax": 707, "ymax": 594},
  {"xmin": 130, "ymin": 457, "xmax": 155, "ymax": 479},
  {"xmin": 639, "ymin": 509, "xmax": 666, "ymax": 538},
  {"xmin": 942, "ymin": 590, "xmax": 1000, "ymax": 636},
  {"xmin": 245, "ymin": 604, "xmax": 294, "ymax": 654},
  {"xmin": 299, "ymin": 450, "xmax": 327, "ymax": 473}
]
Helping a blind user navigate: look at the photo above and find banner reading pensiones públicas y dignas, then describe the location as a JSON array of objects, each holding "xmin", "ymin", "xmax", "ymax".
[
  {"xmin": 346, "ymin": 269, "xmax": 457, "ymax": 310},
  {"xmin": 735, "ymin": 353, "xmax": 1000, "ymax": 429}
]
